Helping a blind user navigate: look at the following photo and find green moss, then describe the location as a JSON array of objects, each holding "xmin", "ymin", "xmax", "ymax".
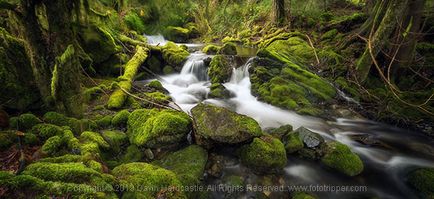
[
  {"xmin": 161, "ymin": 41, "xmax": 189, "ymax": 67},
  {"xmin": 43, "ymin": 112, "xmax": 95, "ymax": 134},
  {"xmin": 145, "ymin": 91, "xmax": 172, "ymax": 104},
  {"xmin": 321, "ymin": 29, "xmax": 338, "ymax": 41},
  {"xmin": 101, "ymin": 130, "xmax": 128, "ymax": 153},
  {"xmin": 41, "ymin": 136, "xmax": 62, "ymax": 155},
  {"xmin": 240, "ymin": 136, "xmax": 287, "ymax": 173},
  {"xmin": 31, "ymin": 124, "xmax": 64, "ymax": 140},
  {"xmin": 121, "ymin": 144, "xmax": 143, "ymax": 163},
  {"xmin": 111, "ymin": 110, "xmax": 130, "ymax": 127},
  {"xmin": 80, "ymin": 142, "xmax": 100, "ymax": 156},
  {"xmin": 208, "ymin": 55, "xmax": 232, "ymax": 84},
  {"xmin": 218, "ymin": 42, "xmax": 237, "ymax": 55},
  {"xmin": 321, "ymin": 141, "xmax": 364, "ymax": 176},
  {"xmin": 147, "ymin": 80, "xmax": 166, "ymax": 91},
  {"xmin": 112, "ymin": 162, "xmax": 187, "ymax": 199},
  {"xmin": 270, "ymin": 124, "xmax": 293, "ymax": 140},
  {"xmin": 80, "ymin": 131, "xmax": 110, "ymax": 149},
  {"xmin": 165, "ymin": 26, "xmax": 190, "ymax": 42},
  {"xmin": 86, "ymin": 160, "xmax": 104, "ymax": 173},
  {"xmin": 96, "ymin": 115, "xmax": 113, "ymax": 128},
  {"xmin": 153, "ymin": 145, "xmax": 208, "ymax": 186},
  {"xmin": 0, "ymin": 130, "xmax": 17, "ymax": 149},
  {"xmin": 163, "ymin": 65, "xmax": 175, "ymax": 74},
  {"xmin": 209, "ymin": 83, "xmax": 231, "ymax": 99},
  {"xmin": 124, "ymin": 11, "xmax": 146, "ymax": 34},
  {"xmin": 407, "ymin": 168, "xmax": 434, "ymax": 197},
  {"xmin": 202, "ymin": 44, "xmax": 221, "ymax": 55},
  {"xmin": 23, "ymin": 133, "xmax": 39, "ymax": 146},
  {"xmin": 127, "ymin": 109, "xmax": 191, "ymax": 148},
  {"xmin": 79, "ymin": 24, "xmax": 119, "ymax": 64},
  {"xmin": 38, "ymin": 154, "xmax": 84, "ymax": 163},
  {"xmin": 9, "ymin": 113, "xmax": 42, "ymax": 131},
  {"xmin": 83, "ymin": 86, "xmax": 104, "ymax": 103},
  {"xmin": 285, "ymin": 132, "xmax": 303, "ymax": 154}
]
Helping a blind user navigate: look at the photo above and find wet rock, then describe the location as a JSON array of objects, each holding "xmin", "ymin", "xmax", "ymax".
[
  {"xmin": 208, "ymin": 55, "xmax": 233, "ymax": 84},
  {"xmin": 270, "ymin": 124, "xmax": 293, "ymax": 140},
  {"xmin": 127, "ymin": 108, "xmax": 191, "ymax": 148},
  {"xmin": 321, "ymin": 141, "xmax": 364, "ymax": 176},
  {"xmin": 191, "ymin": 103, "xmax": 263, "ymax": 148},
  {"xmin": 209, "ymin": 83, "xmax": 233, "ymax": 99},
  {"xmin": 349, "ymin": 133, "xmax": 391, "ymax": 148},
  {"xmin": 295, "ymin": 127, "xmax": 324, "ymax": 148},
  {"xmin": 284, "ymin": 132, "xmax": 304, "ymax": 154},
  {"xmin": 239, "ymin": 135, "xmax": 287, "ymax": 173},
  {"xmin": 218, "ymin": 42, "xmax": 237, "ymax": 55}
]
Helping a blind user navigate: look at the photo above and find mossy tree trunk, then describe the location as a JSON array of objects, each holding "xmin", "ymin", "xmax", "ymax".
[
  {"xmin": 1, "ymin": 0, "xmax": 89, "ymax": 117},
  {"xmin": 354, "ymin": 0, "xmax": 409, "ymax": 82}
]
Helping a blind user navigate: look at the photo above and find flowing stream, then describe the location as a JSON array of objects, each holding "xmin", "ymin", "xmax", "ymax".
[{"xmin": 146, "ymin": 41, "xmax": 434, "ymax": 199}]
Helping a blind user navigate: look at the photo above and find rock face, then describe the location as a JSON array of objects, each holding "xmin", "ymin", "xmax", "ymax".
[
  {"xmin": 321, "ymin": 141, "xmax": 364, "ymax": 176},
  {"xmin": 191, "ymin": 103, "xmax": 263, "ymax": 148},
  {"xmin": 239, "ymin": 135, "xmax": 287, "ymax": 173},
  {"xmin": 127, "ymin": 109, "xmax": 191, "ymax": 148}
]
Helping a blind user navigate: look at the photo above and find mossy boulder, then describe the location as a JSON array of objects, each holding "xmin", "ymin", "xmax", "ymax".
[
  {"xmin": 202, "ymin": 44, "xmax": 221, "ymax": 55},
  {"xmin": 165, "ymin": 26, "xmax": 190, "ymax": 43},
  {"xmin": 208, "ymin": 83, "xmax": 232, "ymax": 99},
  {"xmin": 407, "ymin": 168, "xmax": 434, "ymax": 198},
  {"xmin": 101, "ymin": 130, "xmax": 128, "ymax": 153},
  {"xmin": 284, "ymin": 132, "xmax": 304, "ymax": 154},
  {"xmin": 79, "ymin": 24, "xmax": 119, "ymax": 64},
  {"xmin": 121, "ymin": 144, "xmax": 144, "ymax": 163},
  {"xmin": 208, "ymin": 55, "xmax": 232, "ymax": 84},
  {"xmin": 41, "ymin": 129, "xmax": 80, "ymax": 156},
  {"xmin": 9, "ymin": 113, "xmax": 42, "ymax": 131},
  {"xmin": 0, "ymin": 130, "xmax": 17, "ymax": 149},
  {"xmin": 95, "ymin": 115, "xmax": 113, "ymax": 129},
  {"xmin": 239, "ymin": 136, "xmax": 287, "ymax": 173},
  {"xmin": 124, "ymin": 10, "xmax": 146, "ymax": 34},
  {"xmin": 80, "ymin": 131, "xmax": 110, "ymax": 149},
  {"xmin": 111, "ymin": 110, "xmax": 130, "ymax": 128},
  {"xmin": 161, "ymin": 41, "xmax": 189, "ymax": 68},
  {"xmin": 0, "ymin": 28, "xmax": 40, "ymax": 111},
  {"xmin": 269, "ymin": 124, "xmax": 293, "ymax": 140},
  {"xmin": 43, "ymin": 112, "xmax": 97, "ymax": 134},
  {"xmin": 153, "ymin": 145, "xmax": 208, "ymax": 187},
  {"xmin": 112, "ymin": 162, "xmax": 187, "ymax": 198},
  {"xmin": 321, "ymin": 141, "xmax": 364, "ymax": 176},
  {"xmin": 127, "ymin": 109, "xmax": 191, "ymax": 148},
  {"xmin": 191, "ymin": 103, "xmax": 263, "ymax": 148},
  {"xmin": 218, "ymin": 42, "xmax": 237, "ymax": 55},
  {"xmin": 145, "ymin": 91, "xmax": 172, "ymax": 104}
]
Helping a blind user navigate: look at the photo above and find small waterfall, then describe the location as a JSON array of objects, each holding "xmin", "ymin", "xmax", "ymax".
[
  {"xmin": 229, "ymin": 57, "xmax": 254, "ymax": 83},
  {"xmin": 144, "ymin": 34, "xmax": 167, "ymax": 46},
  {"xmin": 180, "ymin": 52, "xmax": 210, "ymax": 82}
]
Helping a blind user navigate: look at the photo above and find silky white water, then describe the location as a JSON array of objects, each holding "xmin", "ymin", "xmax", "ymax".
[{"xmin": 147, "ymin": 42, "xmax": 434, "ymax": 198}]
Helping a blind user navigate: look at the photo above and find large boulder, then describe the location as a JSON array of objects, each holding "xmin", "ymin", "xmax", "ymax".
[
  {"xmin": 127, "ymin": 109, "xmax": 191, "ymax": 148},
  {"xmin": 161, "ymin": 42, "xmax": 189, "ymax": 69},
  {"xmin": 191, "ymin": 103, "xmax": 263, "ymax": 148},
  {"xmin": 321, "ymin": 141, "xmax": 364, "ymax": 176},
  {"xmin": 208, "ymin": 55, "xmax": 233, "ymax": 84},
  {"xmin": 112, "ymin": 162, "xmax": 187, "ymax": 199},
  {"xmin": 407, "ymin": 168, "xmax": 434, "ymax": 198},
  {"xmin": 239, "ymin": 135, "xmax": 287, "ymax": 173}
]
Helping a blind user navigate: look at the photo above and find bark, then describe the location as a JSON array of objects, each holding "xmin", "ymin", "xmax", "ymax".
[
  {"xmin": 272, "ymin": 0, "xmax": 285, "ymax": 27},
  {"xmin": 107, "ymin": 46, "xmax": 149, "ymax": 109}
]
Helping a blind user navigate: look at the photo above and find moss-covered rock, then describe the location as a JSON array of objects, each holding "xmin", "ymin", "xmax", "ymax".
[
  {"xmin": 208, "ymin": 55, "xmax": 232, "ymax": 84},
  {"xmin": 0, "ymin": 130, "xmax": 17, "ymax": 149},
  {"xmin": 208, "ymin": 83, "xmax": 232, "ymax": 99},
  {"xmin": 124, "ymin": 10, "xmax": 146, "ymax": 34},
  {"xmin": 80, "ymin": 131, "xmax": 110, "ymax": 149},
  {"xmin": 9, "ymin": 113, "xmax": 42, "ymax": 131},
  {"xmin": 269, "ymin": 124, "xmax": 293, "ymax": 140},
  {"xmin": 41, "ymin": 135, "xmax": 63, "ymax": 155},
  {"xmin": 321, "ymin": 141, "xmax": 364, "ymax": 176},
  {"xmin": 96, "ymin": 115, "xmax": 113, "ymax": 129},
  {"xmin": 161, "ymin": 41, "xmax": 189, "ymax": 68},
  {"xmin": 407, "ymin": 168, "xmax": 434, "ymax": 198},
  {"xmin": 239, "ymin": 136, "xmax": 287, "ymax": 173},
  {"xmin": 218, "ymin": 42, "xmax": 237, "ymax": 55},
  {"xmin": 145, "ymin": 91, "xmax": 172, "ymax": 104},
  {"xmin": 111, "ymin": 110, "xmax": 130, "ymax": 128},
  {"xmin": 121, "ymin": 144, "xmax": 144, "ymax": 163},
  {"xmin": 127, "ymin": 109, "xmax": 191, "ymax": 148},
  {"xmin": 43, "ymin": 112, "xmax": 96, "ymax": 134},
  {"xmin": 202, "ymin": 44, "xmax": 221, "ymax": 55},
  {"xmin": 285, "ymin": 132, "xmax": 304, "ymax": 154},
  {"xmin": 165, "ymin": 26, "xmax": 190, "ymax": 43},
  {"xmin": 112, "ymin": 162, "xmax": 187, "ymax": 198},
  {"xmin": 191, "ymin": 103, "xmax": 263, "ymax": 148},
  {"xmin": 153, "ymin": 145, "xmax": 208, "ymax": 187},
  {"xmin": 101, "ymin": 130, "xmax": 128, "ymax": 153}
]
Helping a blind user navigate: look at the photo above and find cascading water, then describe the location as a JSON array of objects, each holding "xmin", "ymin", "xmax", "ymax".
[
  {"xmin": 149, "ymin": 46, "xmax": 434, "ymax": 199},
  {"xmin": 144, "ymin": 34, "xmax": 167, "ymax": 46}
]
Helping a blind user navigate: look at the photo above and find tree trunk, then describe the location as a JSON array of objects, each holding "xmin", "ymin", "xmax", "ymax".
[
  {"xmin": 355, "ymin": 0, "xmax": 409, "ymax": 82},
  {"xmin": 272, "ymin": 0, "xmax": 285, "ymax": 27}
]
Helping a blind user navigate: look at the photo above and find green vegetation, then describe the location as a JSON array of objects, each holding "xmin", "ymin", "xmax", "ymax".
[{"xmin": 321, "ymin": 141, "xmax": 364, "ymax": 176}]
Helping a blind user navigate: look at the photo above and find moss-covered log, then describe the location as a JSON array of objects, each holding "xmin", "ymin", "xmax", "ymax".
[{"xmin": 107, "ymin": 45, "xmax": 149, "ymax": 109}]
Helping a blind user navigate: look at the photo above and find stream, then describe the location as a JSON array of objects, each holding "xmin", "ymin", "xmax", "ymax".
[{"xmin": 144, "ymin": 35, "xmax": 434, "ymax": 199}]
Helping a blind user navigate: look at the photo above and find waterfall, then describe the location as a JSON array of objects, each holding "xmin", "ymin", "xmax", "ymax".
[
  {"xmin": 180, "ymin": 52, "xmax": 210, "ymax": 81},
  {"xmin": 144, "ymin": 34, "xmax": 167, "ymax": 46}
]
